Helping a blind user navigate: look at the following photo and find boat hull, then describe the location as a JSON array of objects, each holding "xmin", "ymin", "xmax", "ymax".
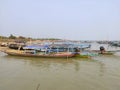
[
  {"xmin": 4, "ymin": 50, "xmax": 75, "ymax": 58},
  {"xmin": 99, "ymin": 52, "xmax": 114, "ymax": 55},
  {"xmin": 74, "ymin": 54, "xmax": 91, "ymax": 58}
]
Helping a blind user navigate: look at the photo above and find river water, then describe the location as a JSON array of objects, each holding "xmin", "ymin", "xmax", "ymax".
[{"xmin": 0, "ymin": 44, "xmax": 120, "ymax": 90}]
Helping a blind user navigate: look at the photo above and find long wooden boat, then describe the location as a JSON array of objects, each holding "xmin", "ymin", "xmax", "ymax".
[
  {"xmin": 2, "ymin": 43, "xmax": 92, "ymax": 58},
  {"xmin": 99, "ymin": 52, "xmax": 114, "ymax": 55},
  {"xmin": 91, "ymin": 50, "xmax": 114, "ymax": 55},
  {"xmin": 3, "ymin": 50, "xmax": 76, "ymax": 58}
]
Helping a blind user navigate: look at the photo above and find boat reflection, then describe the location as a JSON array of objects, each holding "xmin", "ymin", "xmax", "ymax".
[{"xmin": 2, "ymin": 53, "xmax": 105, "ymax": 74}]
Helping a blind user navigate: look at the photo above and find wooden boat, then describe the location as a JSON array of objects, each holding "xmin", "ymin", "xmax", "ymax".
[
  {"xmin": 3, "ymin": 49, "xmax": 76, "ymax": 58},
  {"xmin": 99, "ymin": 51, "xmax": 114, "ymax": 55},
  {"xmin": 3, "ymin": 43, "xmax": 92, "ymax": 58},
  {"xmin": 92, "ymin": 50, "xmax": 114, "ymax": 55},
  {"xmin": 8, "ymin": 43, "xmax": 26, "ymax": 50}
]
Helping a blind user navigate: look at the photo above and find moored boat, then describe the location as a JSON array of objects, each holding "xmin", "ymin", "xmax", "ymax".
[
  {"xmin": 3, "ymin": 49, "xmax": 75, "ymax": 58},
  {"xmin": 2, "ymin": 43, "xmax": 92, "ymax": 58},
  {"xmin": 99, "ymin": 51, "xmax": 114, "ymax": 55},
  {"xmin": 91, "ymin": 50, "xmax": 114, "ymax": 55}
]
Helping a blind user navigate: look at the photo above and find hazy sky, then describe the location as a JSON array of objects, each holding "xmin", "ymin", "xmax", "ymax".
[{"xmin": 0, "ymin": 0, "xmax": 120, "ymax": 40}]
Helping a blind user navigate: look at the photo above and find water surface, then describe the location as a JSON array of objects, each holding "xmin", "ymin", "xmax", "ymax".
[{"xmin": 0, "ymin": 52, "xmax": 120, "ymax": 90}]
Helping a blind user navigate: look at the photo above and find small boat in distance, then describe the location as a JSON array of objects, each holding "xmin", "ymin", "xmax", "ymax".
[
  {"xmin": 91, "ymin": 49, "xmax": 115, "ymax": 55},
  {"xmin": 99, "ymin": 51, "xmax": 114, "ymax": 55},
  {"xmin": 99, "ymin": 46, "xmax": 114, "ymax": 55}
]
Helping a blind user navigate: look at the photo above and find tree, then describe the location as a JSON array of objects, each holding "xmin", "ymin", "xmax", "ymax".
[
  {"xmin": 18, "ymin": 36, "xmax": 25, "ymax": 39},
  {"xmin": 9, "ymin": 34, "xmax": 16, "ymax": 39}
]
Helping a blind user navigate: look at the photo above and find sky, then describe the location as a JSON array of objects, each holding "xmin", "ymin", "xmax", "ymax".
[{"xmin": 0, "ymin": 0, "xmax": 120, "ymax": 40}]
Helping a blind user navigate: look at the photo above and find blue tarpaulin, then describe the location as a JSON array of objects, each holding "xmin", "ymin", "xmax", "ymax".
[{"xmin": 23, "ymin": 45, "xmax": 49, "ymax": 50}]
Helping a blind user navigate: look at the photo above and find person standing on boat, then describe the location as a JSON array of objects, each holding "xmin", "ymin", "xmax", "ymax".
[{"xmin": 100, "ymin": 46, "xmax": 105, "ymax": 54}]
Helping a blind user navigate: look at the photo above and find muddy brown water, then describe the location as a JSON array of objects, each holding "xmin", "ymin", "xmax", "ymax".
[{"xmin": 0, "ymin": 46, "xmax": 120, "ymax": 90}]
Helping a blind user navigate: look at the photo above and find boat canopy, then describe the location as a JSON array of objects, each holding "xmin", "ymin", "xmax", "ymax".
[
  {"xmin": 23, "ymin": 43, "xmax": 91, "ymax": 50},
  {"xmin": 73, "ymin": 44, "xmax": 91, "ymax": 49},
  {"xmin": 23, "ymin": 45, "xmax": 49, "ymax": 50}
]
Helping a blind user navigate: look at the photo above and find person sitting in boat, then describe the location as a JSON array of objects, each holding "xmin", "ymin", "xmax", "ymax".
[
  {"xmin": 100, "ymin": 46, "xmax": 105, "ymax": 54},
  {"xmin": 74, "ymin": 47, "xmax": 80, "ymax": 54}
]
